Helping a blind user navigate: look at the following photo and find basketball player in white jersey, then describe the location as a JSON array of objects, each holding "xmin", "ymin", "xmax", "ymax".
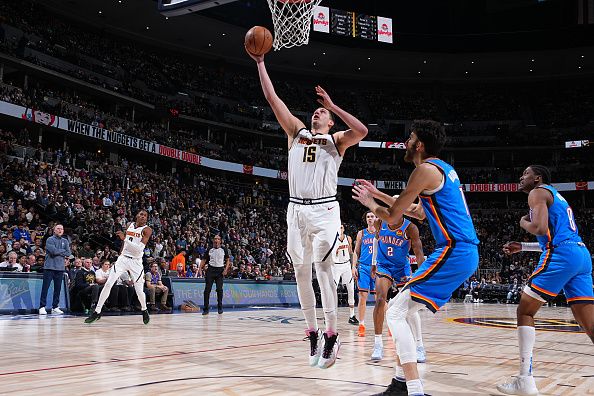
[
  {"xmin": 248, "ymin": 49, "xmax": 368, "ymax": 369},
  {"xmin": 85, "ymin": 210, "xmax": 151, "ymax": 324},
  {"xmin": 332, "ymin": 224, "xmax": 357, "ymax": 325}
]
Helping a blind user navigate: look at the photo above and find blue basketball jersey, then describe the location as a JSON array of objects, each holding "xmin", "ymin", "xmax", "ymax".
[
  {"xmin": 419, "ymin": 159, "xmax": 479, "ymax": 247},
  {"xmin": 376, "ymin": 219, "xmax": 411, "ymax": 267},
  {"xmin": 359, "ymin": 228, "xmax": 375, "ymax": 265},
  {"xmin": 532, "ymin": 185, "xmax": 582, "ymax": 250}
]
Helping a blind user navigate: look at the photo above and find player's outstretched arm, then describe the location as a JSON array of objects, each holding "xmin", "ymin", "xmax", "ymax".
[
  {"xmin": 520, "ymin": 189, "xmax": 550, "ymax": 236},
  {"xmin": 247, "ymin": 50, "xmax": 305, "ymax": 140},
  {"xmin": 317, "ymin": 86, "xmax": 367, "ymax": 154},
  {"xmin": 355, "ymin": 180, "xmax": 426, "ymax": 220},
  {"xmin": 353, "ymin": 164, "xmax": 438, "ymax": 224}
]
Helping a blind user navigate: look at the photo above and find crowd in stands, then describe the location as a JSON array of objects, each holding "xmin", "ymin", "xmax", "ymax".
[
  {"xmin": 2, "ymin": 128, "xmax": 593, "ymax": 310},
  {"xmin": 1, "ymin": 1, "xmax": 593, "ymax": 311}
]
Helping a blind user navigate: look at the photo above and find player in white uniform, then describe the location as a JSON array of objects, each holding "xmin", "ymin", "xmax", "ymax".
[
  {"xmin": 332, "ymin": 224, "xmax": 357, "ymax": 325},
  {"xmin": 248, "ymin": 49, "xmax": 368, "ymax": 369},
  {"xmin": 85, "ymin": 210, "xmax": 152, "ymax": 324}
]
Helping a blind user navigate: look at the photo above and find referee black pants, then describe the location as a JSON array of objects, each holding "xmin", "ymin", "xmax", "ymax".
[{"xmin": 204, "ymin": 267, "xmax": 224, "ymax": 310}]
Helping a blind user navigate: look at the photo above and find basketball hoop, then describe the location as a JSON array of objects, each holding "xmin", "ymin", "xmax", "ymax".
[{"xmin": 267, "ymin": 0, "xmax": 322, "ymax": 50}]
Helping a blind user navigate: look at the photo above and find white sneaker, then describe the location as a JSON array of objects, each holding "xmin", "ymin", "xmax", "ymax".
[
  {"xmin": 497, "ymin": 375, "xmax": 539, "ymax": 395},
  {"xmin": 52, "ymin": 307, "xmax": 64, "ymax": 314},
  {"xmin": 371, "ymin": 343, "xmax": 383, "ymax": 361},
  {"xmin": 318, "ymin": 333, "xmax": 340, "ymax": 369},
  {"xmin": 38, "ymin": 307, "xmax": 47, "ymax": 315},
  {"xmin": 307, "ymin": 329, "xmax": 323, "ymax": 367},
  {"xmin": 416, "ymin": 345, "xmax": 427, "ymax": 363}
]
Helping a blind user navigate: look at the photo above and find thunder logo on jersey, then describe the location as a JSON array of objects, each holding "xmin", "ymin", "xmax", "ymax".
[{"xmin": 376, "ymin": 220, "xmax": 411, "ymax": 266}]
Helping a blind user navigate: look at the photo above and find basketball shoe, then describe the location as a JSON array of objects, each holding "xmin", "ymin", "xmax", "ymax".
[
  {"xmin": 348, "ymin": 316, "xmax": 359, "ymax": 325},
  {"xmin": 417, "ymin": 346, "xmax": 426, "ymax": 363},
  {"xmin": 84, "ymin": 311, "xmax": 101, "ymax": 324},
  {"xmin": 496, "ymin": 375, "xmax": 538, "ymax": 395},
  {"xmin": 307, "ymin": 329, "xmax": 323, "ymax": 367},
  {"xmin": 142, "ymin": 309, "xmax": 150, "ymax": 325},
  {"xmin": 358, "ymin": 324, "xmax": 366, "ymax": 337},
  {"xmin": 318, "ymin": 333, "xmax": 340, "ymax": 369},
  {"xmin": 371, "ymin": 378, "xmax": 407, "ymax": 396},
  {"xmin": 371, "ymin": 343, "xmax": 383, "ymax": 361}
]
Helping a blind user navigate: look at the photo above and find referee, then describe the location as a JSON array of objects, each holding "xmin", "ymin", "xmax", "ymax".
[{"xmin": 200, "ymin": 235, "xmax": 231, "ymax": 315}]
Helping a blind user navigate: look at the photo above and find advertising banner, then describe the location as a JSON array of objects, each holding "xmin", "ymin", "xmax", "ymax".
[
  {"xmin": 0, "ymin": 274, "xmax": 69, "ymax": 313},
  {"xmin": 170, "ymin": 279, "xmax": 300, "ymax": 307},
  {"xmin": 312, "ymin": 6, "xmax": 331, "ymax": 33}
]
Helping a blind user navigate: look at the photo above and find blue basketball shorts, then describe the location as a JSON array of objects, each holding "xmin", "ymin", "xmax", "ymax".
[
  {"xmin": 376, "ymin": 260, "xmax": 411, "ymax": 287},
  {"xmin": 403, "ymin": 242, "xmax": 479, "ymax": 312},
  {"xmin": 528, "ymin": 242, "xmax": 593, "ymax": 305},
  {"xmin": 357, "ymin": 263, "xmax": 375, "ymax": 293}
]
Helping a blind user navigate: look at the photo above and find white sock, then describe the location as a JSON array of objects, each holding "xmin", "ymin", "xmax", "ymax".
[
  {"xmin": 360, "ymin": 320, "xmax": 365, "ymax": 325},
  {"xmin": 518, "ymin": 326, "xmax": 536, "ymax": 376},
  {"xmin": 374, "ymin": 334, "xmax": 383, "ymax": 346},
  {"xmin": 406, "ymin": 379, "xmax": 423, "ymax": 395},
  {"xmin": 394, "ymin": 365, "xmax": 405, "ymax": 381},
  {"xmin": 349, "ymin": 307, "xmax": 355, "ymax": 317}
]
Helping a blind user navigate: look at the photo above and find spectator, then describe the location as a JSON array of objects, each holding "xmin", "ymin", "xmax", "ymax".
[
  {"xmin": 170, "ymin": 250, "xmax": 186, "ymax": 271},
  {"xmin": 95, "ymin": 260, "xmax": 119, "ymax": 312},
  {"xmin": 73, "ymin": 258, "xmax": 99, "ymax": 313},
  {"xmin": 0, "ymin": 251, "xmax": 22, "ymax": 271},
  {"xmin": 145, "ymin": 262, "xmax": 170, "ymax": 312},
  {"xmin": 39, "ymin": 224, "xmax": 70, "ymax": 315}
]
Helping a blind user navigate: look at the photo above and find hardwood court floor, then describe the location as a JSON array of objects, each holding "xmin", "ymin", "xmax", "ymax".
[{"xmin": 0, "ymin": 303, "xmax": 592, "ymax": 395}]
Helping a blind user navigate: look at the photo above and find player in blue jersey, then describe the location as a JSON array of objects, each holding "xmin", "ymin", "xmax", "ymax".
[
  {"xmin": 353, "ymin": 120, "xmax": 479, "ymax": 396},
  {"xmin": 352, "ymin": 211, "xmax": 377, "ymax": 337},
  {"xmin": 496, "ymin": 165, "xmax": 593, "ymax": 396},
  {"xmin": 370, "ymin": 217, "xmax": 425, "ymax": 363}
]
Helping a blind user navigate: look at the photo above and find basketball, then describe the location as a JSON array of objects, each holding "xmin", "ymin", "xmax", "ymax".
[{"xmin": 245, "ymin": 26, "xmax": 273, "ymax": 56}]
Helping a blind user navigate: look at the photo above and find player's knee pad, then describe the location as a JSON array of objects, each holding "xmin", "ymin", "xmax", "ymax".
[
  {"xmin": 387, "ymin": 289, "xmax": 412, "ymax": 322},
  {"xmin": 522, "ymin": 285, "xmax": 546, "ymax": 303}
]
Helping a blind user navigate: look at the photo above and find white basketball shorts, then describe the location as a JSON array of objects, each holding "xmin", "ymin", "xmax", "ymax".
[{"xmin": 286, "ymin": 201, "xmax": 341, "ymax": 265}]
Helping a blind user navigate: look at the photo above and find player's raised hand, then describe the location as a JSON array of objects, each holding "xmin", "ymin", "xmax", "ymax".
[
  {"xmin": 503, "ymin": 241, "xmax": 521, "ymax": 255},
  {"xmin": 354, "ymin": 179, "xmax": 381, "ymax": 198},
  {"xmin": 245, "ymin": 46, "xmax": 264, "ymax": 63},
  {"xmin": 352, "ymin": 182, "xmax": 375, "ymax": 208},
  {"xmin": 315, "ymin": 85, "xmax": 335, "ymax": 110}
]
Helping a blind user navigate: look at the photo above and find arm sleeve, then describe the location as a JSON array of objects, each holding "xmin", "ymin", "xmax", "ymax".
[
  {"xmin": 371, "ymin": 236, "xmax": 378, "ymax": 266},
  {"xmin": 521, "ymin": 242, "xmax": 542, "ymax": 252}
]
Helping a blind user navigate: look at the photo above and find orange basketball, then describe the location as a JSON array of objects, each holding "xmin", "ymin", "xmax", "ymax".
[{"xmin": 245, "ymin": 26, "xmax": 273, "ymax": 56}]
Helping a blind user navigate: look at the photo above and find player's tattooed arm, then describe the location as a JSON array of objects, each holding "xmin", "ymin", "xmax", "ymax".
[{"xmin": 353, "ymin": 164, "xmax": 438, "ymax": 225}]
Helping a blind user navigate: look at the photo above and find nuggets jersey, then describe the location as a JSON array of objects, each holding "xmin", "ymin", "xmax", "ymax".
[
  {"xmin": 121, "ymin": 223, "xmax": 147, "ymax": 259},
  {"xmin": 376, "ymin": 220, "xmax": 411, "ymax": 267},
  {"xmin": 532, "ymin": 185, "xmax": 582, "ymax": 250},
  {"xmin": 359, "ymin": 228, "xmax": 375, "ymax": 265},
  {"xmin": 288, "ymin": 129, "xmax": 342, "ymax": 200},
  {"xmin": 419, "ymin": 159, "xmax": 479, "ymax": 247},
  {"xmin": 333, "ymin": 235, "xmax": 351, "ymax": 263}
]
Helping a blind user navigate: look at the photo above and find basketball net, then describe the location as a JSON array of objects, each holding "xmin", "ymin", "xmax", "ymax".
[{"xmin": 267, "ymin": 0, "xmax": 322, "ymax": 50}]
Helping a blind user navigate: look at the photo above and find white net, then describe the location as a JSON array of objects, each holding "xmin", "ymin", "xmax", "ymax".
[{"xmin": 267, "ymin": 0, "xmax": 322, "ymax": 51}]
